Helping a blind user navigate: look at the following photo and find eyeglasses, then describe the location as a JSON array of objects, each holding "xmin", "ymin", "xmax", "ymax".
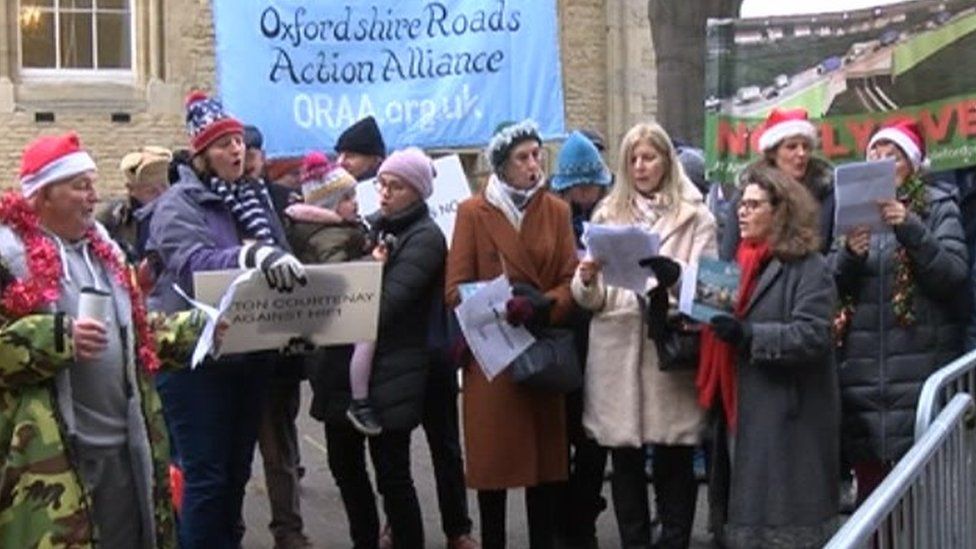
[
  {"xmin": 738, "ymin": 198, "xmax": 770, "ymax": 212},
  {"xmin": 374, "ymin": 179, "xmax": 409, "ymax": 194}
]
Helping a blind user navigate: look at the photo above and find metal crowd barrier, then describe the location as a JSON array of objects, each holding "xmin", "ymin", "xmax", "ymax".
[
  {"xmin": 825, "ymin": 393, "xmax": 976, "ymax": 549},
  {"xmin": 915, "ymin": 348, "xmax": 976, "ymax": 441}
]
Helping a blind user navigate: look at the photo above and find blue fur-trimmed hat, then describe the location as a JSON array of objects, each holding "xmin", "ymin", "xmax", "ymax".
[
  {"xmin": 486, "ymin": 119, "xmax": 542, "ymax": 175},
  {"xmin": 551, "ymin": 131, "xmax": 612, "ymax": 192}
]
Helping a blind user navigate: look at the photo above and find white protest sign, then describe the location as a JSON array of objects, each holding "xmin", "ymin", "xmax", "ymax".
[
  {"xmin": 192, "ymin": 262, "xmax": 382, "ymax": 356},
  {"xmin": 357, "ymin": 154, "xmax": 472, "ymax": 245}
]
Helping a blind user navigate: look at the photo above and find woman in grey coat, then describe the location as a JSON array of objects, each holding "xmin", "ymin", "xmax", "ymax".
[
  {"xmin": 833, "ymin": 121, "xmax": 967, "ymax": 503},
  {"xmin": 703, "ymin": 163, "xmax": 839, "ymax": 548}
]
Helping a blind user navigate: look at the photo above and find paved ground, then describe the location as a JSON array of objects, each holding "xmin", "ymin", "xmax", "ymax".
[{"xmin": 242, "ymin": 386, "xmax": 714, "ymax": 548}]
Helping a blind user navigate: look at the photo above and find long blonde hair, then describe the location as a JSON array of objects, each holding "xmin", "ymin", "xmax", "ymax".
[{"xmin": 596, "ymin": 121, "xmax": 688, "ymax": 223}]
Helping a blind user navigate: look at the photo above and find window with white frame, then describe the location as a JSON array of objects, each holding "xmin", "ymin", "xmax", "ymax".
[{"xmin": 18, "ymin": 0, "xmax": 133, "ymax": 74}]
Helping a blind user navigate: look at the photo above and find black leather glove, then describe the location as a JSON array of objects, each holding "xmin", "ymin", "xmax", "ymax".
[
  {"xmin": 509, "ymin": 282, "xmax": 555, "ymax": 332},
  {"xmin": 639, "ymin": 257, "xmax": 682, "ymax": 341},
  {"xmin": 644, "ymin": 286, "xmax": 669, "ymax": 341},
  {"xmin": 280, "ymin": 336, "xmax": 315, "ymax": 357},
  {"xmin": 240, "ymin": 243, "xmax": 308, "ymax": 293},
  {"xmin": 638, "ymin": 256, "xmax": 682, "ymax": 289},
  {"xmin": 666, "ymin": 310, "xmax": 699, "ymax": 331},
  {"xmin": 710, "ymin": 314, "xmax": 752, "ymax": 348}
]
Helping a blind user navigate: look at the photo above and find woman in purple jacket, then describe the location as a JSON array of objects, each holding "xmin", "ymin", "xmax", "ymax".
[{"xmin": 147, "ymin": 91, "xmax": 306, "ymax": 548}]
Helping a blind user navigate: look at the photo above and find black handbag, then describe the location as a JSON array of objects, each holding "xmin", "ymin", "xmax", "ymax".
[
  {"xmin": 510, "ymin": 328, "xmax": 583, "ymax": 393},
  {"xmin": 656, "ymin": 318, "xmax": 702, "ymax": 372}
]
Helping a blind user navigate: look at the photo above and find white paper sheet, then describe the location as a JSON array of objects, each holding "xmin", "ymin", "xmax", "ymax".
[
  {"xmin": 454, "ymin": 276, "xmax": 535, "ymax": 381},
  {"xmin": 173, "ymin": 270, "xmax": 250, "ymax": 368},
  {"xmin": 833, "ymin": 158, "xmax": 897, "ymax": 237},
  {"xmin": 582, "ymin": 223, "xmax": 661, "ymax": 293}
]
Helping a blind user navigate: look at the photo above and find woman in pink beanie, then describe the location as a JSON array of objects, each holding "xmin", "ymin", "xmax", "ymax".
[
  {"xmin": 376, "ymin": 147, "xmax": 435, "ymax": 202},
  {"xmin": 308, "ymin": 146, "xmax": 446, "ymax": 548}
]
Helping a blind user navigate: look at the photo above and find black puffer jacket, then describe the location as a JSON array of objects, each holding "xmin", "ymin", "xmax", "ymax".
[
  {"xmin": 307, "ymin": 201, "xmax": 447, "ymax": 430},
  {"xmin": 833, "ymin": 184, "xmax": 967, "ymax": 463},
  {"xmin": 721, "ymin": 157, "xmax": 835, "ymax": 260}
]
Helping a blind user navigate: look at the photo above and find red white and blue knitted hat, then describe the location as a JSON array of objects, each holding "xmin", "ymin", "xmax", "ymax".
[
  {"xmin": 185, "ymin": 90, "xmax": 244, "ymax": 154},
  {"xmin": 19, "ymin": 132, "xmax": 96, "ymax": 197}
]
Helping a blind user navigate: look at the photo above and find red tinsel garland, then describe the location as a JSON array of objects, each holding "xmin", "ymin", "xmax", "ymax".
[
  {"xmin": 0, "ymin": 193, "xmax": 62, "ymax": 317},
  {"xmin": 0, "ymin": 192, "xmax": 160, "ymax": 372}
]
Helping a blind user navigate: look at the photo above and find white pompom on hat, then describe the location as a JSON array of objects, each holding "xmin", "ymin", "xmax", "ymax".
[
  {"xmin": 757, "ymin": 107, "xmax": 818, "ymax": 152},
  {"xmin": 867, "ymin": 119, "xmax": 927, "ymax": 171},
  {"xmin": 19, "ymin": 132, "xmax": 97, "ymax": 198}
]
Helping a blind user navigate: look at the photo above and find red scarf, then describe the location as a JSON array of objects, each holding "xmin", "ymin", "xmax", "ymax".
[{"xmin": 696, "ymin": 239, "xmax": 771, "ymax": 431}]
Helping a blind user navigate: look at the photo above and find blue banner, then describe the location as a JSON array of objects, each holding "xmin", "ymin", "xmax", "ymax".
[{"xmin": 212, "ymin": 0, "xmax": 566, "ymax": 158}]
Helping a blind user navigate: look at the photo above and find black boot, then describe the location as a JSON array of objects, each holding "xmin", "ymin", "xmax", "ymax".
[
  {"xmin": 652, "ymin": 445, "xmax": 697, "ymax": 549},
  {"xmin": 610, "ymin": 447, "xmax": 653, "ymax": 548}
]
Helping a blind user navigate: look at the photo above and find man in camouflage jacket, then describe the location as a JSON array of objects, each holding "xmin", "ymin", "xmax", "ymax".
[{"xmin": 0, "ymin": 134, "xmax": 204, "ymax": 548}]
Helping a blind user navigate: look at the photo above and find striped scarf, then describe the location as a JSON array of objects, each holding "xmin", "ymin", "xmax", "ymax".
[{"xmin": 208, "ymin": 176, "xmax": 276, "ymax": 245}]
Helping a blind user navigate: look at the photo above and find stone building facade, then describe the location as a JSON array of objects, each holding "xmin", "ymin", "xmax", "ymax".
[{"xmin": 0, "ymin": 0, "xmax": 655, "ymax": 197}]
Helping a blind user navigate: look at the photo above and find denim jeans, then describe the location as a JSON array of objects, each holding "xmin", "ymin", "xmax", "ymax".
[{"xmin": 156, "ymin": 362, "xmax": 269, "ymax": 549}]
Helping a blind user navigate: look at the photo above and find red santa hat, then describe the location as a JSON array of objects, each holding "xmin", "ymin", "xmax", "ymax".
[
  {"xmin": 19, "ymin": 133, "xmax": 97, "ymax": 198},
  {"xmin": 867, "ymin": 120, "xmax": 927, "ymax": 171},
  {"xmin": 757, "ymin": 107, "xmax": 818, "ymax": 152}
]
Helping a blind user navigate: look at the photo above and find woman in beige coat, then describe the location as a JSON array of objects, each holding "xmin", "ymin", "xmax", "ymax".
[{"xmin": 574, "ymin": 122, "xmax": 717, "ymax": 548}]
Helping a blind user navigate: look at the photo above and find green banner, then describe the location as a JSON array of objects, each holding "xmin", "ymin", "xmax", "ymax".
[{"xmin": 705, "ymin": 1, "xmax": 976, "ymax": 182}]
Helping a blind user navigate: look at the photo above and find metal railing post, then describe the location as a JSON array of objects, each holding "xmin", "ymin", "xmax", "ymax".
[
  {"xmin": 915, "ymin": 348, "xmax": 976, "ymax": 440},
  {"xmin": 826, "ymin": 394, "xmax": 976, "ymax": 548}
]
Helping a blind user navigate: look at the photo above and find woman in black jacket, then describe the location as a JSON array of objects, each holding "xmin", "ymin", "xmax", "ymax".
[
  {"xmin": 833, "ymin": 120, "xmax": 968, "ymax": 503},
  {"xmin": 306, "ymin": 147, "xmax": 446, "ymax": 548}
]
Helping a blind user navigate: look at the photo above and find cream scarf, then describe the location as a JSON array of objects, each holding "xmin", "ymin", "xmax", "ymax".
[
  {"xmin": 484, "ymin": 173, "xmax": 545, "ymax": 230},
  {"xmin": 630, "ymin": 192, "xmax": 670, "ymax": 232}
]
